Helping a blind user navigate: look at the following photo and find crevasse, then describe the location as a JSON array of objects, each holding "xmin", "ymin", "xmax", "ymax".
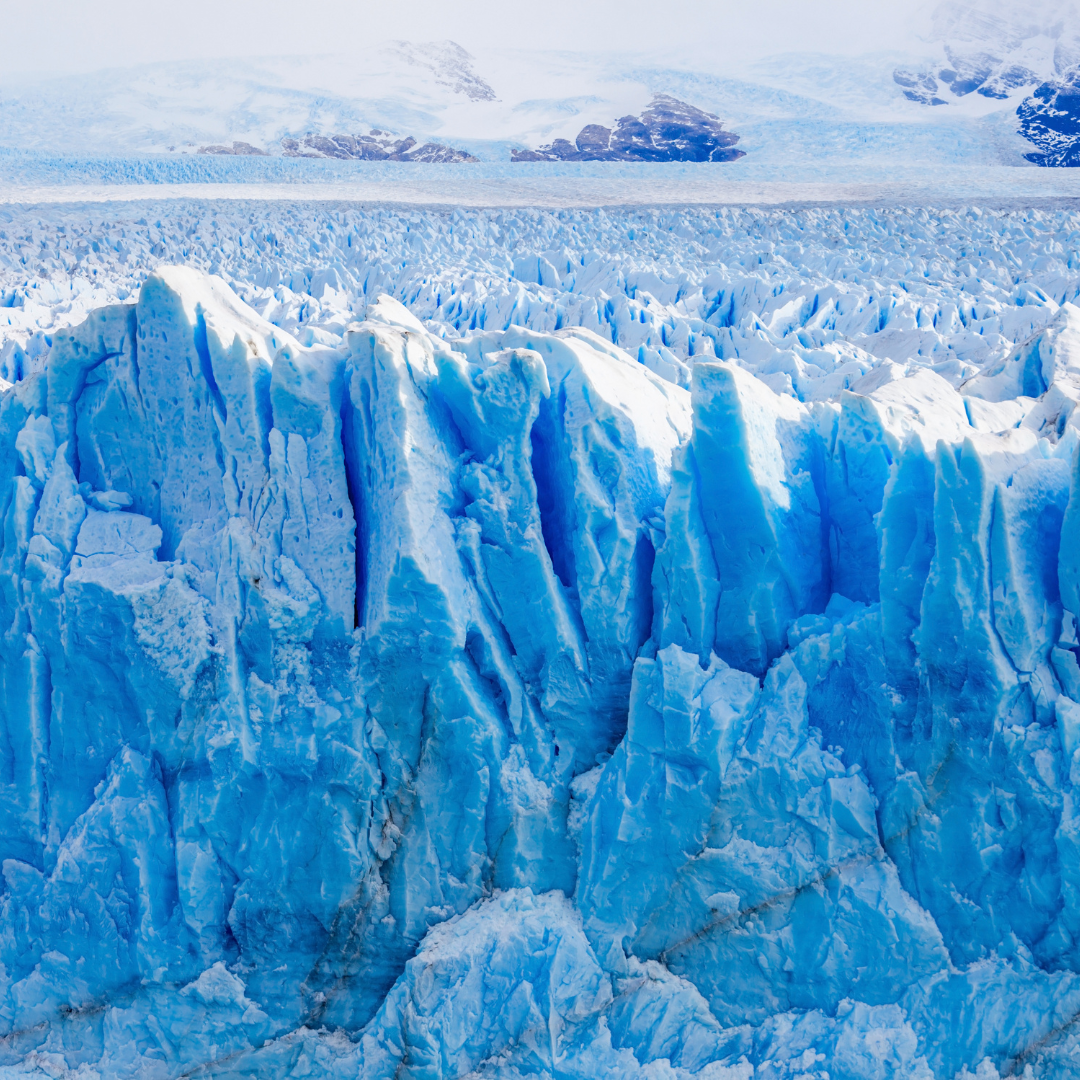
[{"xmin": 2, "ymin": 264, "xmax": 1080, "ymax": 1077}]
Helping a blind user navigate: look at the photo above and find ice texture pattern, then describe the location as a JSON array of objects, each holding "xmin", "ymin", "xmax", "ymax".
[{"xmin": 3, "ymin": 201, "xmax": 1080, "ymax": 1077}]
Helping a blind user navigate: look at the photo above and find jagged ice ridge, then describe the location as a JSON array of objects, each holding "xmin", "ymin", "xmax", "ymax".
[
  {"xmin": 5, "ymin": 202, "xmax": 1080, "ymax": 395},
  {"xmin": 2, "ymin": 203, "xmax": 1080, "ymax": 1076}
]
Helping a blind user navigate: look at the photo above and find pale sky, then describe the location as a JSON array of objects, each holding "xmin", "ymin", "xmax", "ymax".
[{"xmin": 2, "ymin": 0, "xmax": 931, "ymax": 76}]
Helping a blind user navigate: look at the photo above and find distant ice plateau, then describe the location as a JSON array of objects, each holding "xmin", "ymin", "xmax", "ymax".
[{"xmin": 2, "ymin": 199, "xmax": 1080, "ymax": 1076}]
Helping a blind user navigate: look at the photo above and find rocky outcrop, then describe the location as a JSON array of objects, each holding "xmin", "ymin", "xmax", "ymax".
[
  {"xmin": 282, "ymin": 131, "xmax": 478, "ymax": 162},
  {"xmin": 512, "ymin": 94, "xmax": 743, "ymax": 163},
  {"xmin": 893, "ymin": 50, "xmax": 1038, "ymax": 106},
  {"xmin": 1019, "ymin": 68, "xmax": 1080, "ymax": 166},
  {"xmin": 892, "ymin": 69, "xmax": 948, "ymax": 106},
  {"xmin": 197, "ymin": 141, "xmax": 269, "ymax": 156}
]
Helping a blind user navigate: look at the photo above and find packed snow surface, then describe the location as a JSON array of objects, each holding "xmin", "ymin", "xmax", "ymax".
[{"xmin": 4, "ymin": 200, "xmax": 1080, "ymax": 1077}]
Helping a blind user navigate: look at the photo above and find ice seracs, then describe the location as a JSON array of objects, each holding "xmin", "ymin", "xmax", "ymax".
[
  {"xmin": 7, "ymin": 201, "xmax": 1080, "ymax": 403},
  {"xmin": 2, "ymin": 254, "xmax": 1080, "ymax": 1075}
]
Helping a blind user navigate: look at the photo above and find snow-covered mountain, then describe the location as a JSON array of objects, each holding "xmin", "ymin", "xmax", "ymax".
[
  {"xmin": 0, "ymin": 7, "xmax": 1070, "ymax": 169},
  {"xmin": 893, "ymin": 0, "xmax": 1080, "ymax": 105},
  {"xmin": 0, "ymin": 41, "xmax": 775, "ymax": 164},
  {"xmin": 887, "ymin": 0, "xmax": 1080, "ymax": 165},
  {"xmin": 0, "ymin": 41, "xmax": 507, "ymax": 156},
  {"xmin": 511, "ymin": 95, "xmax": 744, "ymax": 162}
]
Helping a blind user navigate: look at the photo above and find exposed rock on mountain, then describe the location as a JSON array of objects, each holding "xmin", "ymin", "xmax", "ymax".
[
  {"xmin": 197, "ymin": 141, "xmax": 269, "ymax": 156},
  {"xmin": 890, "ymin": 1, "xmax": 1074, "ymax": 109},
  {"xmin": 893, "ymin": 68, "xmax": 948, "ymax": 106},
  {"xmin": 390, "ymin": 39, "xmax": 497, "ymax": 102},
  {"xmin": 281, "ymin": 131, "xmax": 478, "ymax": 162},
  {"xmin": 511, "ymin": 94, "xmax": 743, "ymax": 163},
  {"xmin": 894, "ymin": 48, "xmax": 1038, "ymax": 105},
  {"xmin": 1019, "ymin": 68, "xmax": 1080, "ymax": 166}
]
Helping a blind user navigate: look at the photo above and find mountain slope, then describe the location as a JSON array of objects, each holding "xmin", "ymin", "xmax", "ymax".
[{"xmin": 0, "ymin": 23, "xmax": 1051, "ymax": 168}]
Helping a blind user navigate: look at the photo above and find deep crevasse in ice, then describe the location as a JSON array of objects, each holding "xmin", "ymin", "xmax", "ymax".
[{"xmin": 3, "ymin": 258, "xmax": 1080, "ymax": 1077}]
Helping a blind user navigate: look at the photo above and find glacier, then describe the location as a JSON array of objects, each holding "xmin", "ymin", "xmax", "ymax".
[{"xmin": 3, "ymin": 201, "xmax": 1080, "ymax": 1077}]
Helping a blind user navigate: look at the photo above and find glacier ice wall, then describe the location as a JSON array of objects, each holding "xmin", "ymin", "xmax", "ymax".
[{"xmin": 4, "ymin": 205, "xmax": 1080, "ymax": 1075}]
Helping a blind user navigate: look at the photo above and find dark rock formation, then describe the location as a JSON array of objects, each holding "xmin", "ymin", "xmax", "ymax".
[
  {"xmin": 974, "ymin": 63, "xmax": 1039, "ymax": 99},
  {"xmin": 281, "ymin": 131, "xmax": 478, "ymax": 162},
  {"xmin": 893, "ymin": 47, "xmax": 1037, "ymax": 106},
  {"xmin": 939, "ymin": 50, "xmax": 998, "ymax": 96},
  {"xmin": 1018, "ymin": 68, "xmax": 1080, "ymax": 166},
  {"xmin": 893, "ymin": 69, "xmax": 948, "ymax": 106},
  {"xmin": 512, "ymin": 94, "xmax": 744, "ymax": 162},
  {"xmin": 197, "ymin": 141, "xmax": 269, "ymax": 155}
]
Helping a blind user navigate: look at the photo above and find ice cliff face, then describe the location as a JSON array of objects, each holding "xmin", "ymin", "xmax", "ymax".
[{"xmin": 3, "ymin": 252, "xmax": 1080, "ymax": 1076}]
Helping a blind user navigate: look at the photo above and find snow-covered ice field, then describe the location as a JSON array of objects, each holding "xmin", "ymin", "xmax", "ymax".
[
  {"xmin": 6, "ymin": 161, "xmax": 1080, "ymax": 208},
  {"xmin": 5, "ymin": 193, "xmax": 1080, "ymax": 1078}
]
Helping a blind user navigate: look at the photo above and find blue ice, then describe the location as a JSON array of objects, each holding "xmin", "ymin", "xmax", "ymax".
[{"xmin": 1, "ymin": 207, "xmax": 1080, "ymax": 1076}]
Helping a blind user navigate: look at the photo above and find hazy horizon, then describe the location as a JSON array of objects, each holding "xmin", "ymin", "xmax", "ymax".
[{"xmin": 5, "ymin": 0, "xmax": 940, "ymax": 77}]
